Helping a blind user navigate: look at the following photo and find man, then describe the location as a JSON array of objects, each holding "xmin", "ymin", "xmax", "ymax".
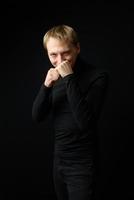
[{"xmin": 32, "ymin": 24, "xmax": 108, "ymax": 200}]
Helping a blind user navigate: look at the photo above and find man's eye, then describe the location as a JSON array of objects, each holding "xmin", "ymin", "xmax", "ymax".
[
  {"xmin": 50, "ymin": 54, "xmax": 56, "ymax": 57},
  {"xmin": 64, "ymin": 53, "xmax": 68, "ymax": 56},
  {"xmin": 63, "ymin": 51, "xmax": 70, "ymax": 56}
]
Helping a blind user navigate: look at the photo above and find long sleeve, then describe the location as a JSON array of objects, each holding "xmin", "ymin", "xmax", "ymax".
[
  {"xmin": 32, "ymin": 84, "xmax": 52, "ymax": 122},
  {"xmin": 63, "ymin": 72, "xmax": 108, "ymax": 131}
]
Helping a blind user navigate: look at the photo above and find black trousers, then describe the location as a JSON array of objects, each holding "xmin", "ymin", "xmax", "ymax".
[{"xmin": 53, "ymin": 156, "xmax": 96, "ymax": 200}]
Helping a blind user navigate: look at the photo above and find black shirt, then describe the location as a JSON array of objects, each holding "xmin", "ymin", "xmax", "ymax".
[{"xmin": 32, "ymin": 57, "xmax": 108, "ymax": 161}]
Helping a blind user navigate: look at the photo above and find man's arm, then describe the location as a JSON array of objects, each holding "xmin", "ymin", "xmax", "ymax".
[
  {"xmin": 63, "ymin": 72, "xmax": 108, "ymax": 131},
  {"xmin": 32, "ymin": 67, "xmax": 60, "ymax": 122},
  {"xmin": 32, "ymin": 84, "xmax": 52, "ymax": 122}
]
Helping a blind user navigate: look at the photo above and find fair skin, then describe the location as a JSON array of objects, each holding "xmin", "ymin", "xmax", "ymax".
[{"xmin": 44, "ymin": 37, "xmax": 80, "ymax": 87}]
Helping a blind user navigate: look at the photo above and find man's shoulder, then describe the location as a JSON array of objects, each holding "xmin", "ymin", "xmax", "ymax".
[{"xmin": 80, "ymin": 58, "xmax": 109, "ymax": 82}]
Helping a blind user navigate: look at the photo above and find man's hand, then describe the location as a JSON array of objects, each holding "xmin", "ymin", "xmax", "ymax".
[
  {"xmin": 56, "ymin": 61, "xmax": 73, "ymax": 78},
  {"xmin": 44, "ymin": 68, "xmax": 60, "ymax": 87}
]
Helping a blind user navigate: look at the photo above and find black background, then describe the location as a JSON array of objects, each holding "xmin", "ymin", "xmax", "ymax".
[{"xmin": 1, "ymin": 1, "xmax": 134, "ymax": 200}]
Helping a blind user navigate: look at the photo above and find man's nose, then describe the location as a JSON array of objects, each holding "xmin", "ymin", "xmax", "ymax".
[{"xmin": 57, "ymin": 54, "xmax": 65, "ymax": 64}]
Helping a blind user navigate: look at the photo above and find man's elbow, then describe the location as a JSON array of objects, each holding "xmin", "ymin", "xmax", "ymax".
[{"xmin": 32, "ymin": 109, "xmax": 43, "ymax": 123}]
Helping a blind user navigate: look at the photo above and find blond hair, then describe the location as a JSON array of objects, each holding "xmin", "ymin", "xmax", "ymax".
[{"xmin": 43, "ymin": 25, "xmax": 79, "ymax": 49}]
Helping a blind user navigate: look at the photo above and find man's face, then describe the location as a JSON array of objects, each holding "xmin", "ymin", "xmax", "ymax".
[{"xmin": 46, "ymin": 37, "xmax": 80, "ymax": 68}]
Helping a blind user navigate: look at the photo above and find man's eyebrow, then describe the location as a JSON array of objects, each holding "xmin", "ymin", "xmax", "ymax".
[
  {"xmin": 50, "ymin": 52, "xmax": 56, "ymax": 54},
  {"xmin": 49, "ymin": 51, "xmax": 57, "ymax": 55}
]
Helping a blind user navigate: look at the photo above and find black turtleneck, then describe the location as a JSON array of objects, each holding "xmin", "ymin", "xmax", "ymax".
[{"xmin": 32, "ymin": 57, "xmax": 108, "ymax": 160}]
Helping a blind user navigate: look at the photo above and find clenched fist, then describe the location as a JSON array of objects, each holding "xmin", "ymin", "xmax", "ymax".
[
  {"xmin": 44, "ymin": 68, "xmax": 60, "ymax": 87},
  {"xmin": 56, "ymin": 60, "xmax": 73, "ymax": 78}
]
